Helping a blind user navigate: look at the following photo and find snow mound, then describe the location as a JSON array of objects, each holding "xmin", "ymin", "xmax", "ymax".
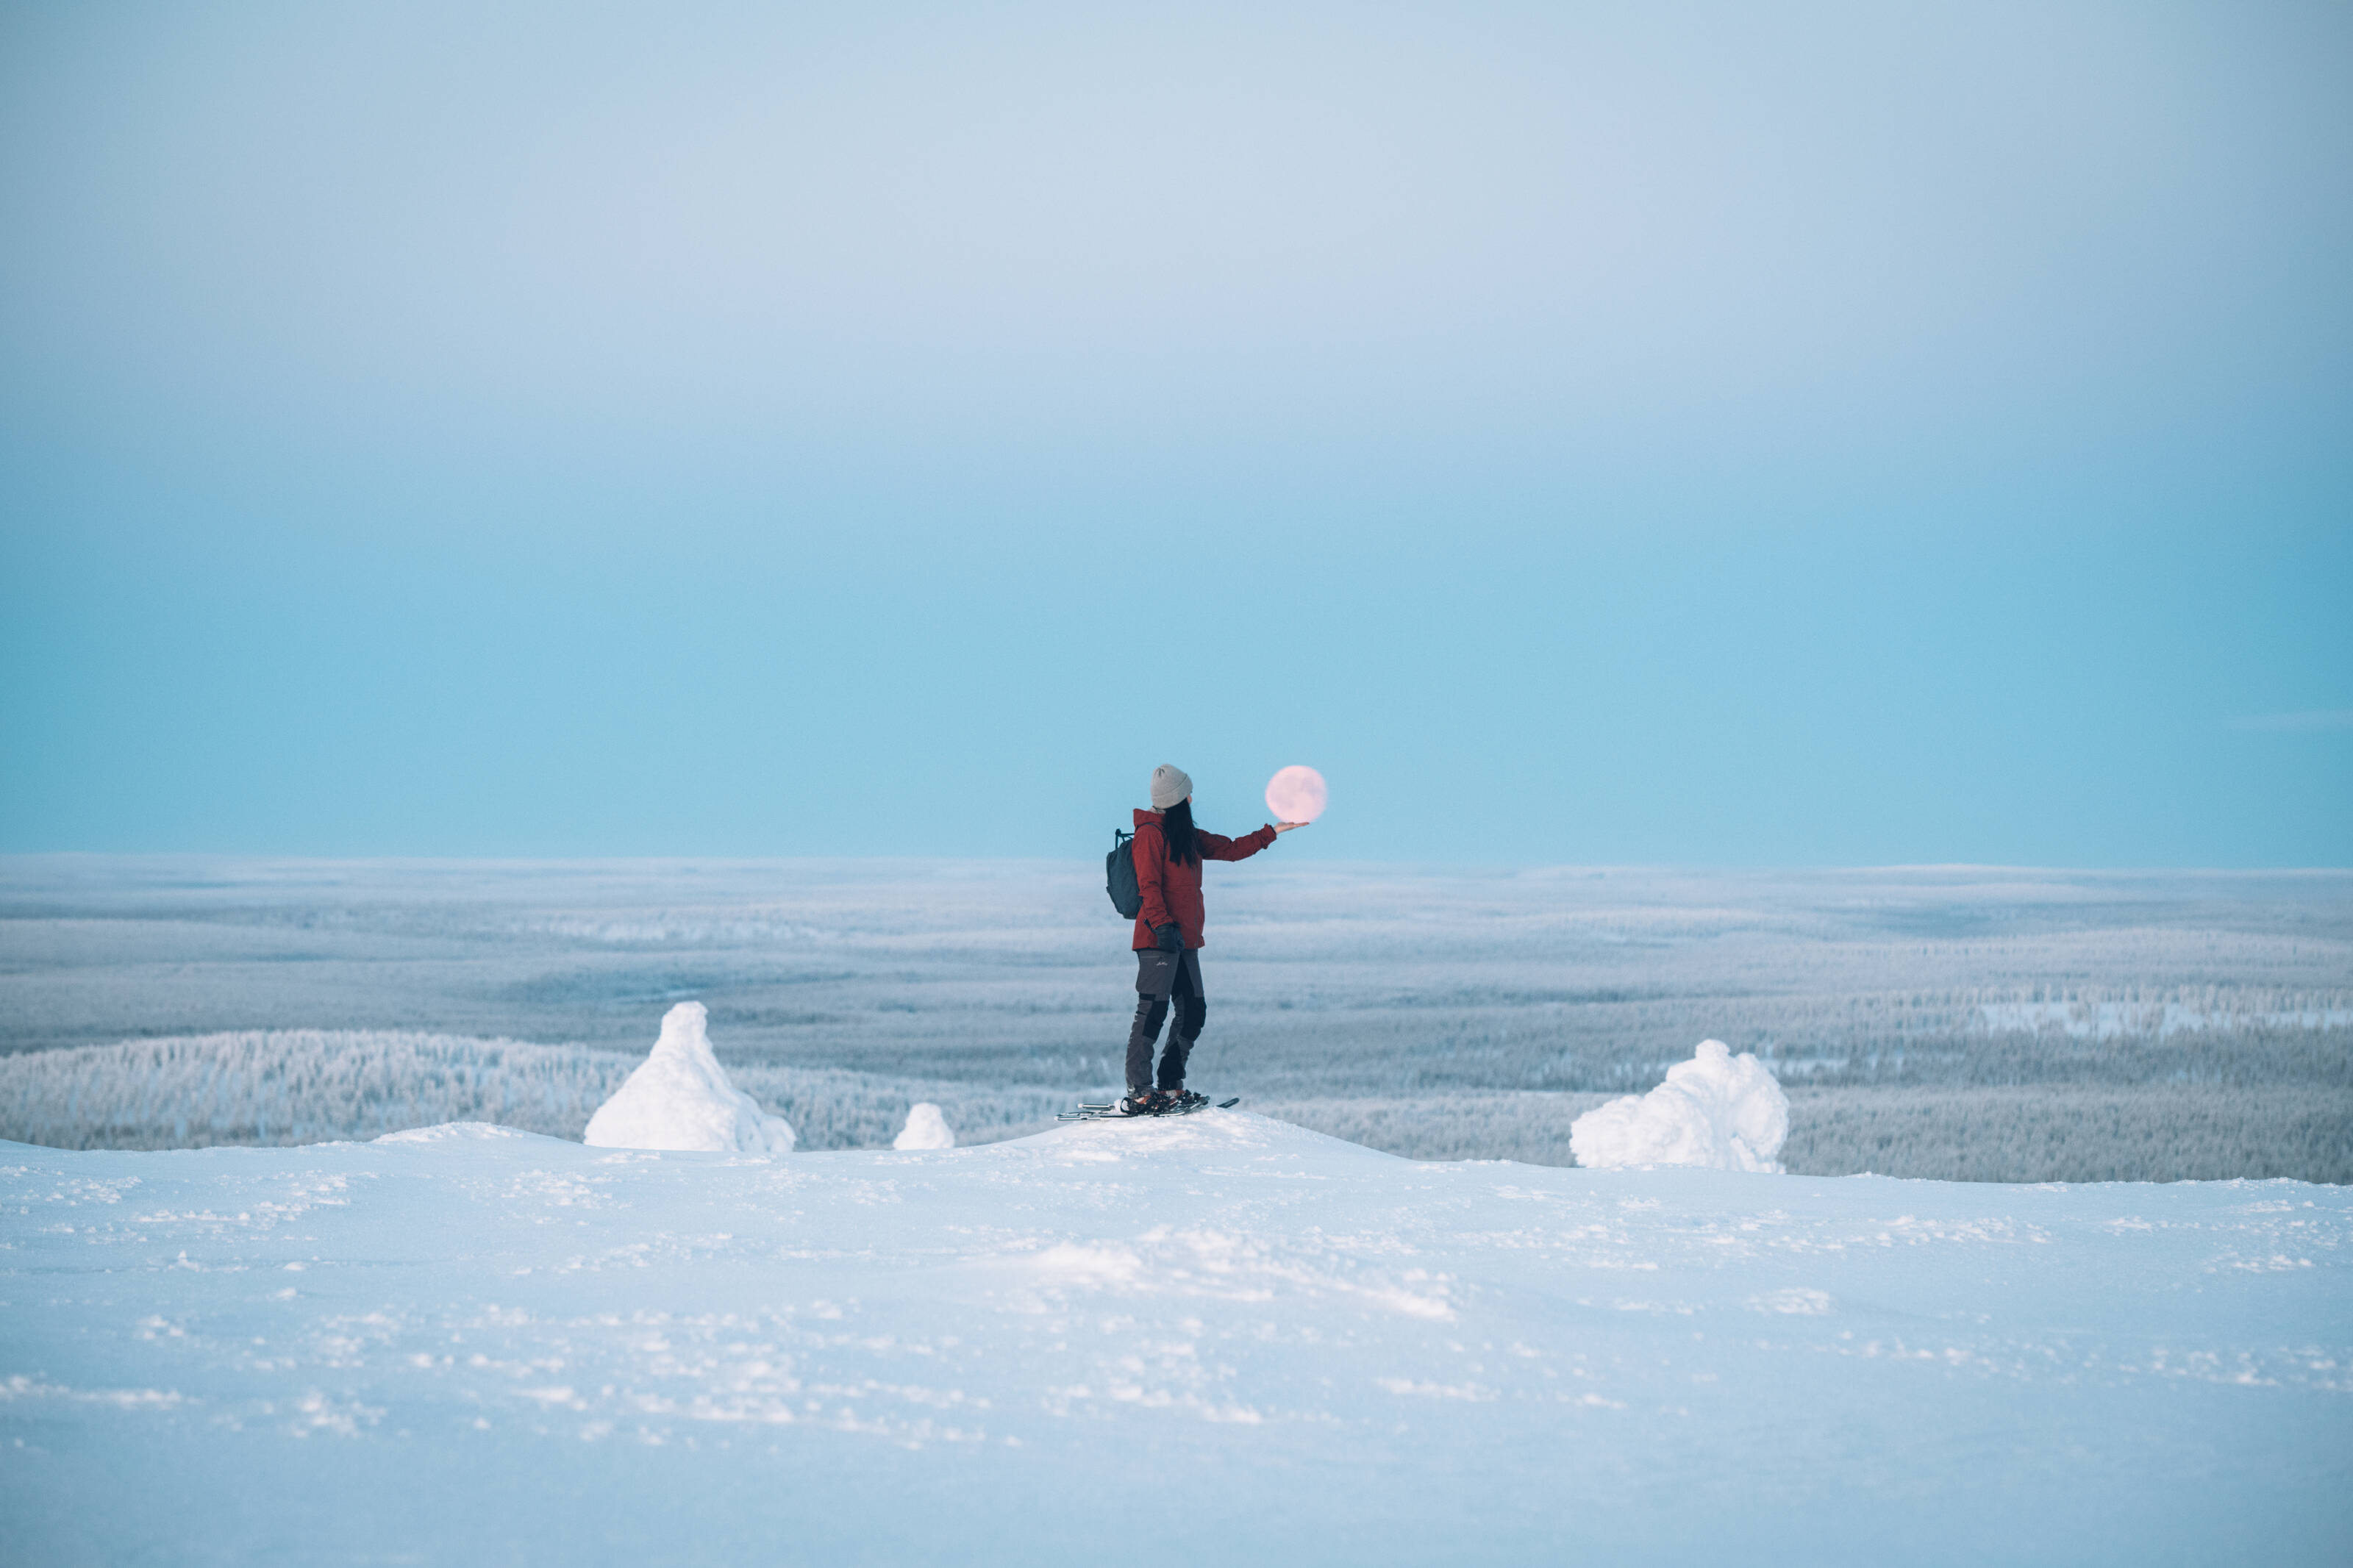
[
  {"xmin": 582, "ymin": 1003, "xmax": 796, "ymax": 1155},
  {"xmin": 6, "ymin": 1096, "xmax": 2344, "ymax": 1565},
  {"xmin": 893, "ymin": 1103, "xmax": 954, "ymax": 1150},
  {"xmin": 1570, "ymin": 1039, "xmax": 1788, "ymax": 1172}
]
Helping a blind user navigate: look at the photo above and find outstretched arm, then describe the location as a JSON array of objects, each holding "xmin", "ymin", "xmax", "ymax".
[{"xmin": 1197, "ymin": 823, "xmax": 1282, "ymax": 862}]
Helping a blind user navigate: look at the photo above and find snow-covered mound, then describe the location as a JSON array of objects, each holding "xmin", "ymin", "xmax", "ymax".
[
  {"xmin": 581, "ymin": 1002, "xmax": 795, "ymax": 1154},
  {"xmin": 893, "ymin": 1102, "xmax": 954, "ymax": 1150},
  {"xmin": 4, "ymin": 1111, "xmax": 2344, "ymax": 1567},
  {"xmin": 9, "ymin": 1109, "xmax": 2343, "ymax": 1561},
  {"xmin": 1570, "ymin": 1039, "xmax": 1789, "ymax": 1171}
]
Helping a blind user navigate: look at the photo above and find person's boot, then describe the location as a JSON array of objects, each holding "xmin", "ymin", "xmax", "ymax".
[{"xmin": 1118, "ymin": 1089, "xmax": 1171, "ymax": 1117}]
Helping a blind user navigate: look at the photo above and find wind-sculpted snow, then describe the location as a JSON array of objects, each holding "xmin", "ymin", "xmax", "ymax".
[
  {"xmin": 893, "ymin": 1102, "xmax": 954, "ymax": 1150},
  {"xmin": 0, "ymin": 1114, "xmax": 2345, "ymax": 1565},
  {"xmin": 583, "ymin": 1003, "xmax": 795, "ymax": 1154},
  {"xmin": 1571, "ymin": 1040, "xmax": 1790, "ymax": 1171}
]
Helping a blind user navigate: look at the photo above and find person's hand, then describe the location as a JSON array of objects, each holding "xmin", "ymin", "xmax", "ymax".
[
  {"xmin": 1273, "ymin": 821, "xmax": 1309, "ymax": 834},
  {"xmin": 1152, "ymin": 923, "xmax": 1182, "ymax": 951}
]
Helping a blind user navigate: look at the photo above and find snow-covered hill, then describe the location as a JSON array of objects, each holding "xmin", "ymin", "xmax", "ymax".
[{"xmin": 2, "ymin": 1113, "xmax": 2346, "ymax": 1564}]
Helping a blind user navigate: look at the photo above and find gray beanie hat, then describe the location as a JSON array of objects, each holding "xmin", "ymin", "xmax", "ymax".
[{"xmin": 1149, "ymin": 764, "xmax": 1193, "ymax": 810}]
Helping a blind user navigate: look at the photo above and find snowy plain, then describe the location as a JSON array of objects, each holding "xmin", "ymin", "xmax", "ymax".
[
  {"xmin": 2, "ymin": 856, "xmax": 2349, "ymax": 1180},
  {"xmin": 4, "ymin": 1113, "xmax": 2348, "ymax": 1566}
]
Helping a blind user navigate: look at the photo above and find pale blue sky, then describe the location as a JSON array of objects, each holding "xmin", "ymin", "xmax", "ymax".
[{"xmin": 2, "ymin": 1, "xmax": 2346, "ymax": 864}]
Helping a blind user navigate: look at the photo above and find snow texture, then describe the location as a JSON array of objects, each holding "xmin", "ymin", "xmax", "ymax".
[
  {"xmin": 1, "ymin": 1113, "xmax": 2345, "ymax": 1566},
  {"xmin": 581, "ymin": 1002, "xmax": 794, "ymax": 1155},
  {"xmin": 1571, "ymin": 1039, "xmax": 1790, "ymax": 1172},
  {"xmin": 893, "ymin": 1101, "xmax": 954, "ymax": 1150}
]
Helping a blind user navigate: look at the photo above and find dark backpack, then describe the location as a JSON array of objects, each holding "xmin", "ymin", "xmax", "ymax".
[{"xmin": 1106, "ymin": 828, "xmax": 1142, "ymax": 919}]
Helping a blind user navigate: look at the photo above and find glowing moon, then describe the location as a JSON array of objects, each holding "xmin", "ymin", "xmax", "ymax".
[{"xmin": 1265, "ymin": 765, "xmax": 1327, "ymax": 823}]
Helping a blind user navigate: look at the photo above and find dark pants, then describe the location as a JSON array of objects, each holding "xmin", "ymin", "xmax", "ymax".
[{"xmin": 1126, "ymin": 948, "xmax": 1206, "ymax": 1093}]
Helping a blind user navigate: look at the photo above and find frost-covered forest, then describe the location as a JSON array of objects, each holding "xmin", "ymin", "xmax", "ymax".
[{"xmin": 1, "ymin": 857, "xmax": 2346, "ymax": 1181}]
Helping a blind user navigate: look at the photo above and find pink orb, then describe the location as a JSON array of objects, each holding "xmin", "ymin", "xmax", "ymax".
[{"xmin": 1265, "ymin": 765, "xmax": 1327, "ymax": 823}]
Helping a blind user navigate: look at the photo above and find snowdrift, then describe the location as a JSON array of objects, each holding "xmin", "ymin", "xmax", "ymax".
[
  {"xmin": 2, "ymin": 1110, "xmax": 2343, "ymax": 1567},
  {"xmin": 582, "ymin": 1002, "xmax": 796, "ymax": 1154},
  {"xmin": 1570, "ymin": 1039, "xmax": 1789, "ymax": 1172},
  {"xmin": 893, "ymin": 1102, "xmax": 954, "ymax": 1149}
]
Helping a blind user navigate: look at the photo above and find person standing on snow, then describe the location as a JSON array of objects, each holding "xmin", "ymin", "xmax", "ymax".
[{"xmin": 1121, "ymin": 763, "xmax": 1307, "ymax": 1116}]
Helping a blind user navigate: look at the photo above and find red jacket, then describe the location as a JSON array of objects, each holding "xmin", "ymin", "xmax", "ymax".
[{"xmin": 1130, "ymin": 808, "xmax": 1277, "ymax": 951}]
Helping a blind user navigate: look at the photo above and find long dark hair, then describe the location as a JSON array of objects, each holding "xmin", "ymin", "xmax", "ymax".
[{"xmin": 1160, "ymin": 797, "xmax": 1200, "ymax": 867}]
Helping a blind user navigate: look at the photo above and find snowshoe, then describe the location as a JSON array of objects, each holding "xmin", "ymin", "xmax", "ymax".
[{"xmin": 1055, "ymin": 1093, "xmax": 1240, "ymax": 1121}]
